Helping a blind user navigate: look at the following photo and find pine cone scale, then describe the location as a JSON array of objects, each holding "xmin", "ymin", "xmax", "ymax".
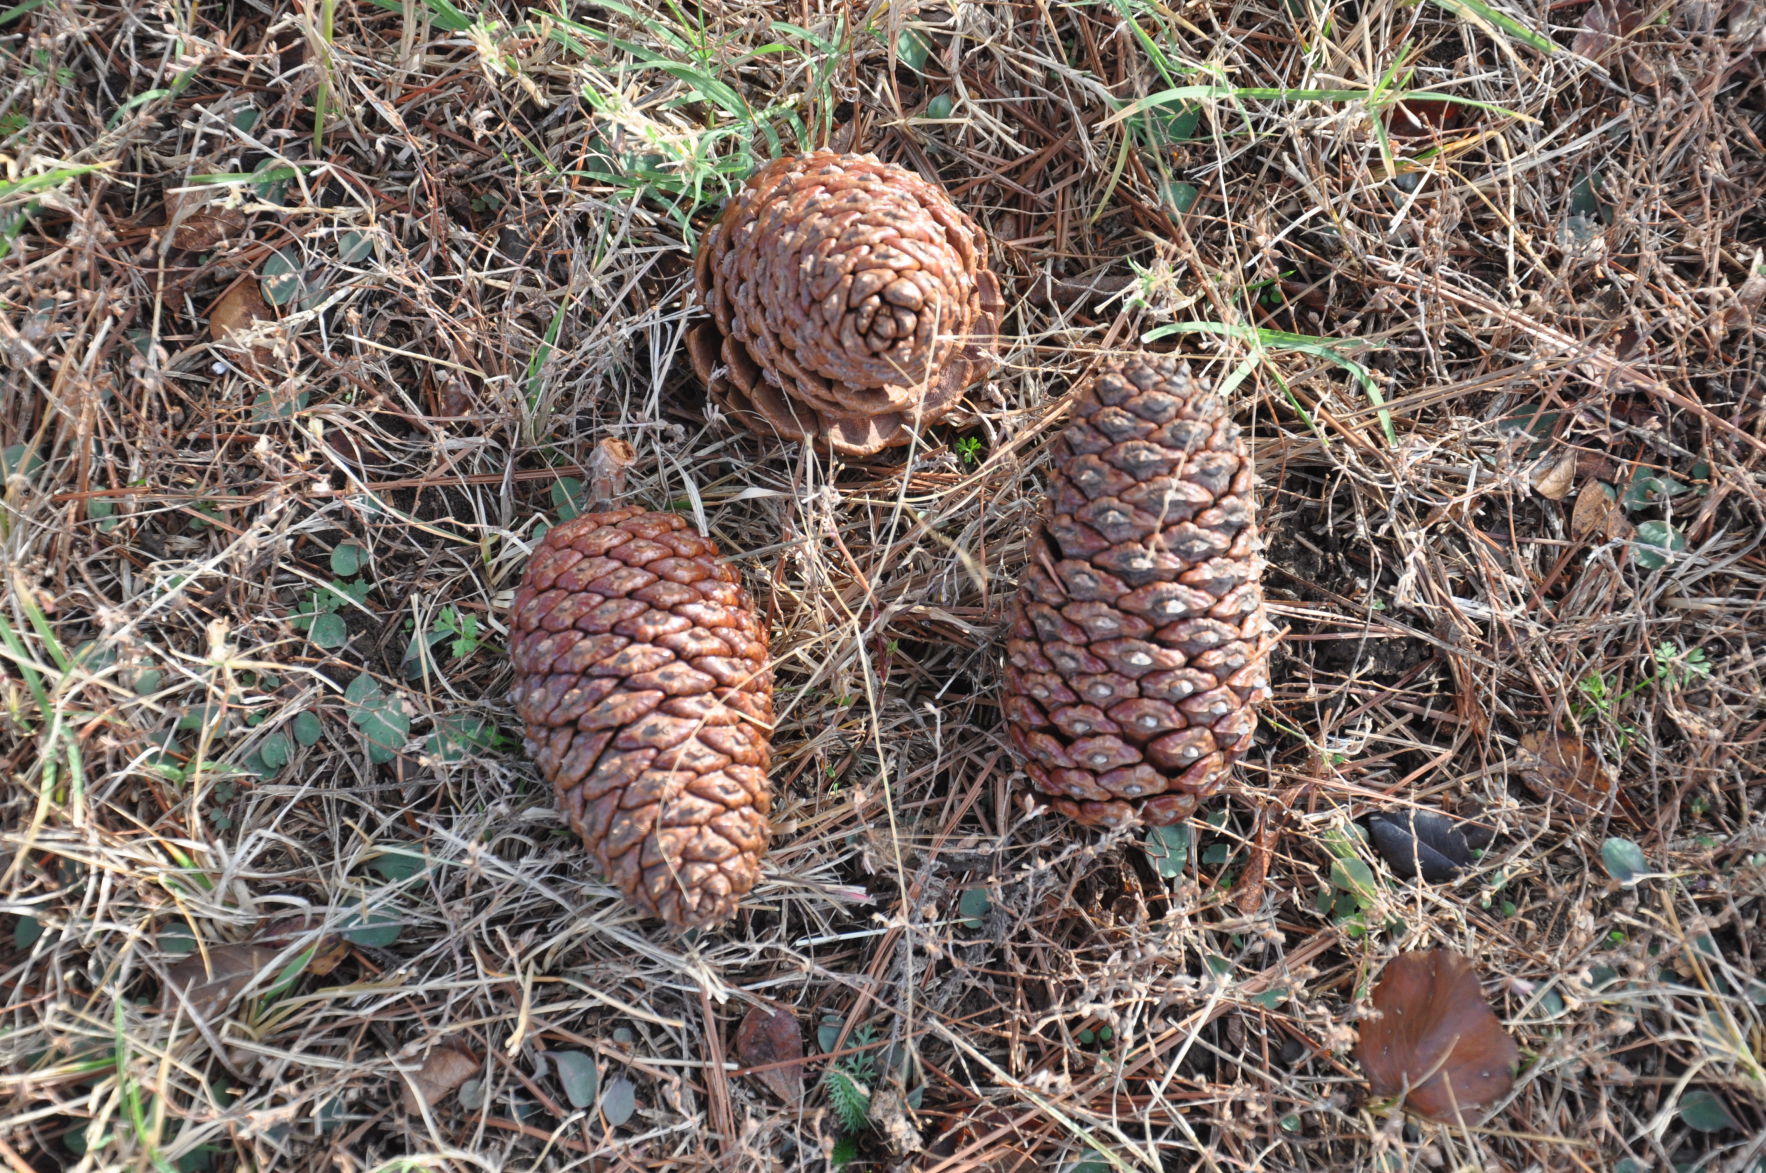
[
  {"xmin": 510, "ymin": 507, "xmax": 773, "ymax": 927},
  {"xmin": 1003, "ymin": 355, "xmax": 1271, "ymax": 828}
]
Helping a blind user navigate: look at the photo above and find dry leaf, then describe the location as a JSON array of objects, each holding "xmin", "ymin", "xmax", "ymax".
[
  {"xmin": 868, "ymin": 1085, "xmax": 925, "ymax": 1156},
  {"xmin": 1531, "ymin": 447, "xmax": 1577, "ymax": 500},
  {"xmin": 210, "ymin": 279, "xmax": 276, "ymax": 344},
  {"xmin": 159, "ymin": 943, "xmax": 282, "ymax": 1021},
  {"xmin": 1385, "ymin": 98, "xmax": 1466, "ymax": 140},
  {"xmin": 735, "ymin": 1005, "xmax": 803, "ymax": 1104},
  {"xmin": 165, "ymin": 189, "xmax": 246, "ymax": 252},
  {"xmin": 1516, "ymin": 729, "xmax": 1619, "ymax": 815},
  {"xmin": 400, "ymin": 1046, "xmax": 479, "ymax": 1113},
  {"xmin": 1572, "ymin": 0, "xmax": 1642, "ymax": 56},
  {"xmin": 209, "ymin": 279, "xmax": 276, "ymax": 371},
  {"xmin": 1358, "ymin": 949, "xmax": 1518, "ymax": 1122},
  {"xmin": 1570, "ymin": 481, "xmax": 1626, "ymax": 541},
  {"xmin": 1710, "ymin": 249, "xmax": 1765, "ymax": 334}
]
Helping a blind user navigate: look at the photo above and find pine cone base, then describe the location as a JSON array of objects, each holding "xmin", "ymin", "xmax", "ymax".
[
  {"xmin": 1003, "ymin": 355, "xmax": 1270, "ymax": 827},
  {"xmin": 689, "ymin": 151, "xmax": 1003, "ymax": 456},
  {"xmin": 509, "ymin": 508, "xmax": 773, "ymax": 927}
]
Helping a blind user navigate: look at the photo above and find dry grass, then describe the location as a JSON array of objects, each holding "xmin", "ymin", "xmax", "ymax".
[{"xmin": 3, "ymin": 0, "xmax": 1764, "ymax": 1169}]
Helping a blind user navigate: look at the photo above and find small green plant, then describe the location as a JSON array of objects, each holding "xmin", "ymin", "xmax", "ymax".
[
  {"xmin": 954, "ymin": 435, "xmax": 983, "ymax": 465},
  {"xmin": 1317, "ymin": 825, "xmax": 1383, "ymax": 938},
  {"xmin": 344, "ymin": 673, "xmax": 410, "ymax": 765},
  {"xmin": 818, "ymin": 1015, "xmax": 880, "ymax": 1167},
  {"xmin": 403, "ymin": 605, "xmax": 486, "ymax": 676},
  {"xmin": 546, "ymin": 5, "xmax": 837, "ymax": 233},
  {"xmin": 288, "ymin": 577, "xmax": 370, "ymax": 649},
  {"xmin": 1575, "ymin": 642, "xmax": 1712, "ymax": 750}
]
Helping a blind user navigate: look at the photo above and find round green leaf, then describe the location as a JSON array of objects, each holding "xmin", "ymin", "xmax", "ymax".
[
  {"xmin": 293, "ymin": 710, "xmax": 324, "ymax": 746},
  {"xmin": 260, "ymin": 248, "xmax": 307, "ymax": 306},
  {"xmin": 330, "ymin": 541, "xmax": 367, "ymax": 577},
  {"xmin": 1144, "ymin": 823, "xmax": 1189, "ymax": 878},
  {"xmin": 370, "ymin": 845, "xmax": 427, "ymax": 882},
  {"xmin": 958, "ymin": 885, "xmax": 991, "ymax": 927},
  {"xmin": 256, "ymin": 732, "xmax": 291, "ymax": 771},
  {"xmin": 341, "ymin": 909, "xmax": 402, "ymax": 948},
  {"xmin": 922, "ymin": 94, "xmax": 954, "ymax": 120},
  {"xmin": 1601, "ymin": 837, "xmax": 1648, "ymax": 885},
  {"xmin": 1633, "ymin": 521, "xmax": 1686, "ymax": 570},
  {"xmin": 895, "ymin": 28, "xmax": 933, "ymax": 71},
  {"xmin": 551, "ymin": 477, "xmax": 585, "ymax": 521},
  {"xmin": 1678, "ymin": 1088, "xmax": 1733, "ymax": 1133},
  {"xmin": 552, "ymin": 1050, "xmax": 599, "ymax": 1109},
  {"xmin": 600, "ymin": 1076, "xmax": 636, "ymax": 1127},
  {"xmin": 309, "ymin": 612, "xmax": 349, "ymax": 648},
  {"xmin": 1163, "ymin": 180, "xmax": 1199, "ymax": 215},
  {"xmin": 335, "ymin": 229, "xmax": 374, "ymax": 265}
]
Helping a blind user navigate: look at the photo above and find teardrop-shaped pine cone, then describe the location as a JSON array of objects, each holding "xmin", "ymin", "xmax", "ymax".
[
  {"xmin": 509, "ymin": 507, "xmax": 773, "ymax": 928},
  {"xmin": 687, "ymin": 151, "xmax": 1004, "ymax": 457},
  {"xmin": 1002, "ymin": 354, "xmax": 1271, "ymax": 828}
]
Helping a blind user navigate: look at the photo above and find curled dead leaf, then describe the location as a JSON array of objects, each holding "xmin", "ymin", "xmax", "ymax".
[
  {"xmin": 400, "ymin": 1046, "xmax": 479, "ymax": 1113},
  {"xmin": 1385, "ymin": 98, "xmax": 1467, "ymax": 140},
  {"xmin": 209, "ymin": 279, "xmax": 273, "ymax": 342},
  {"xmin": 1570, "ymin": 481, "xmax": 1628, "ymax": 541},
  {"xmin": 1573, "ymin": 0, "xmax": 1643, "ymax": 57},
  {"xmin": 209, "ymin": 279, "xmax": 277, "ymax": 372},
  {"xmin": 735, "ymin": 1005, "xmax": 803, "ymax": 1104},
  {"xmin": 1531, "ymin": 447, "xmax": 1577, "ymax": 500},
  {"xmin": 1710, "ymin": 249, "xmax": 1765, "ymax": 334},
  {"xmin": 1516, "ymin": 729, "xmax": 1618, "ymax": 816},
  {"xmin": 869, "ymin": 1085, "xmax": 924, "ymax": 1156}
]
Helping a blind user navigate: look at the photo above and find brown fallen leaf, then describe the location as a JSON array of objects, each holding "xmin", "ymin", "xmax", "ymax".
[
  {"xmin": 400, "ymin": 1046, "xmax": 479, "ymax": 1113},
  {"xmin": 1570, "ymin": 481, "xmax": 1628, "ymax": 541},
  {"xmin": 159, "ymin": 943, "xmax": 283, "ymax": 1022},
  {"xmin": 1515, "ymin": 729, "xmax": 1618, "ymax": 816},
  {"xmin": 210, "ymin": 279, "xmax": 272, "ymax": 341},
  {"xmin": 164, "ymin": 188, "xmax": 246, "ymax": 252},
  {"xmin": 209, "ymin": 278, "xmax": 277, "ymax": 373},
  {"xmin": 1357, "ymin": 949, "xmax": 1518, "ymax": 1122},
  {"xmin": 735, "ymin": 1005, "xmax": 803, "ymax": 1104}
]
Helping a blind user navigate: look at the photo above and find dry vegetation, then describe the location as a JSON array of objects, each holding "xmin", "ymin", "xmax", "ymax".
[{"xmin": 3, "ymin": 0, "xmax": 1765, "ymax": 1169}]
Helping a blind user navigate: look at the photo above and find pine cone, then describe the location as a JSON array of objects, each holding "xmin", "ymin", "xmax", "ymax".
[
  {"xmin": 1001, "ymin": 355, "xmax": 1270, "ymax": 827},
  {"xmin": 509, "ymin": 507, "xmax": 773, "ymax": 927},
  {"xmin": 688, "ymin": 151, "xmax": 1004, "ymax": 456}
]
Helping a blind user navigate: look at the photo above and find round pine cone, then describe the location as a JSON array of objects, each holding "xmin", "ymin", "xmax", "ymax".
[
  {"xmin": 688, "ymin": 151, "xmax": 1004, "ymax": 456},
  {"xmin": 1001, "ymin": 355, "xmax": 1270, "ymax": 828},
  {"xmin": 509, "ymin": 507, "xmax": 773, "ymax": 927}
]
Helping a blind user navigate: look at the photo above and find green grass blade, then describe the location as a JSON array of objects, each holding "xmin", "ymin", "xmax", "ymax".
[
  {"xmin": 1144, "ymin": 320, "xmax": 1396, "ymax": 446},
  {"xmin": 1425, "ymin": 0, "xmax": 1559, "ymax": 54}
]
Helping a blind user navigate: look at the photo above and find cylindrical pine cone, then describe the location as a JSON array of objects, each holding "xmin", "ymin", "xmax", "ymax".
[
  {"xmin": 688, "ymin": 150, "xmax": 1004, "ymax": 457},
  {"xmin": 1002, "ymin": 354, "xmax": 1270, "ymax": 828},
  {"xmin": 509, "ymin": 507, "xmax": 773, "ymax": 927}
]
